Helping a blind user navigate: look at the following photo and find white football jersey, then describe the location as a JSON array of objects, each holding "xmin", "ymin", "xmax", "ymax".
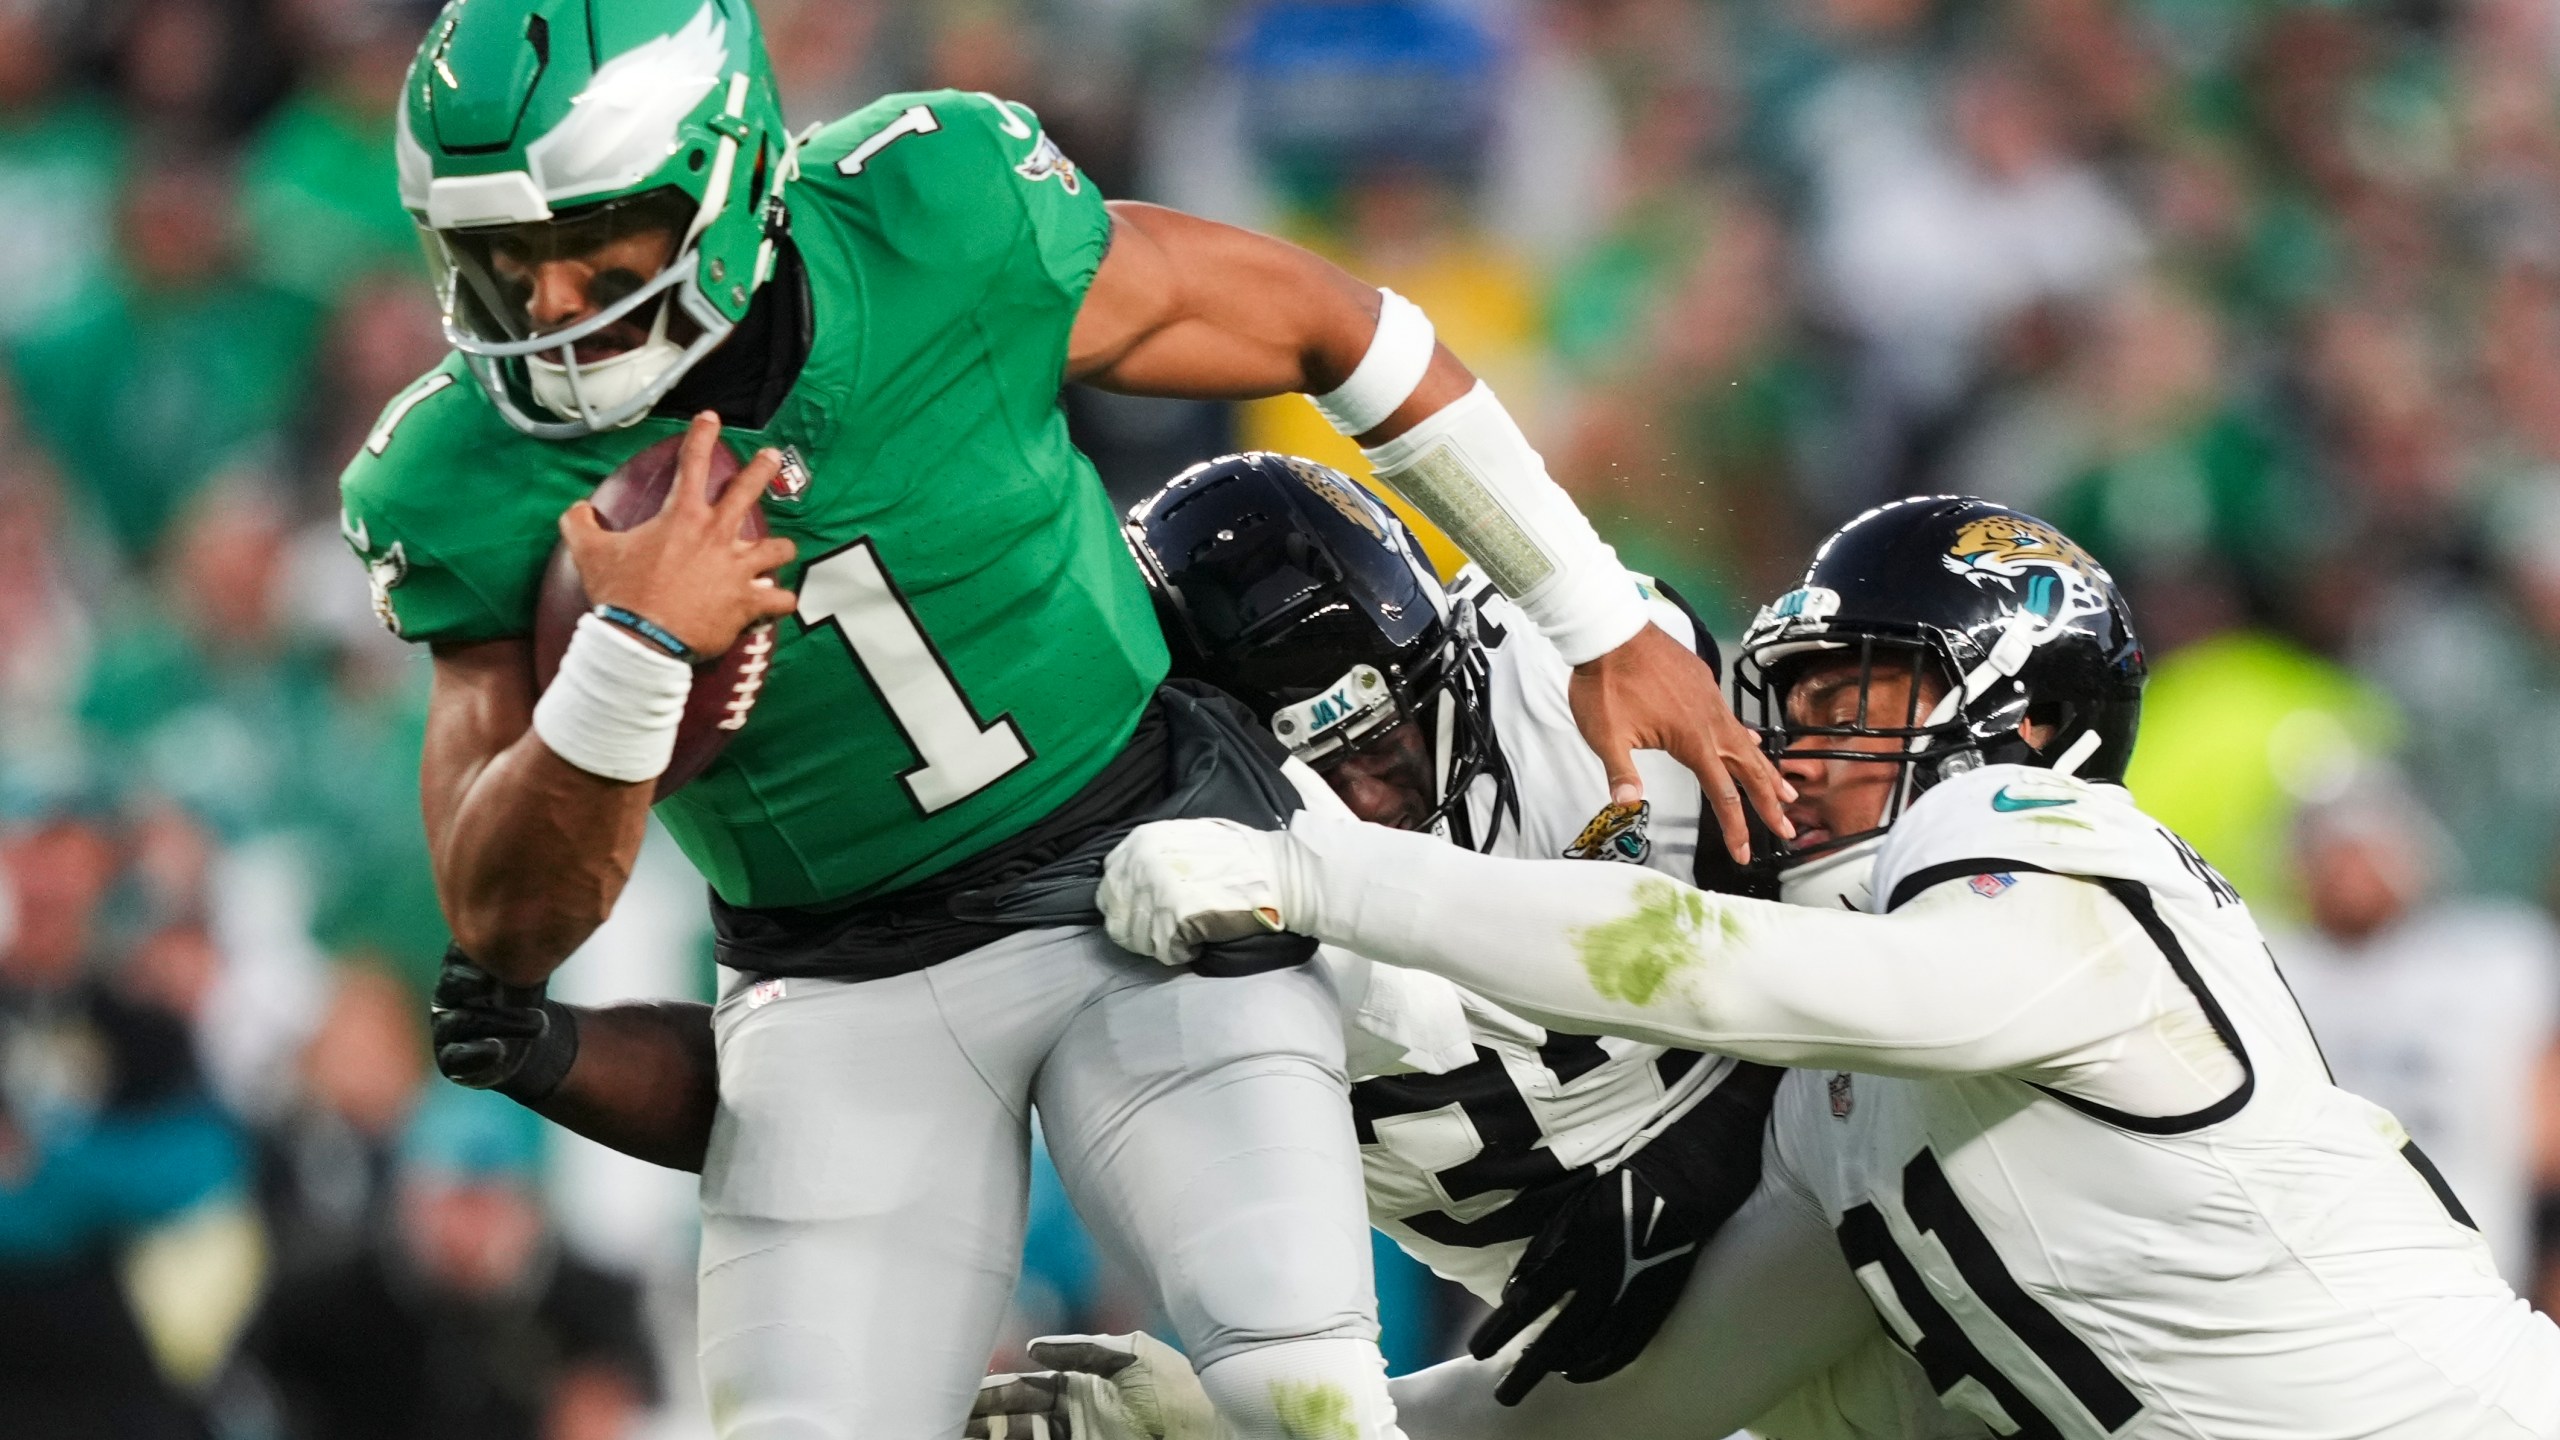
[
  {"xmin": 1334, "ymin": 567, "xmax": 1735, "ymax": 1302},
  {"xmin": 1448, "ymin": 567, "xmax": 1705, "ymax": 874},
  {"xmin": 2270, "ymin": 905, "xmax": 2560, "ymax": 1292},
  {"xmin": 1284, "ymin": 763, "xmax": 2560, "ymax": 1438},
  {"xmin": 1763, "ymin": 767, "xmax": 2560, "ymax": 1438}
]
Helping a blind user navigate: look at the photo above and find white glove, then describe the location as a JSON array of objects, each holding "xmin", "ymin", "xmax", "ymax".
[
  {"xmin": 1100, "ymin": 818, "xmax": 1298, "ymax": 965},
  {"xmin": 967, "ymin": 1332, "xmax": 1232, "ymax": 1440}
]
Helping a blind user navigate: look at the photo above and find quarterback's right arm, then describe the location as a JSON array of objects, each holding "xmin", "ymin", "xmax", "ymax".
[
  {"xmin": 418, "ymin": 418, "xmax": 799, "ymax": 984},
  {"xmin": 423, "ymin": 639, "xmax": 657, "ymax": 982}
]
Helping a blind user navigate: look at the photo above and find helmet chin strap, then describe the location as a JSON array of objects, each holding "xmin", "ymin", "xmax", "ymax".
[
  {"xmin": 2049, "ymin": 727, "xmax": 2103, "ymax": 778},
  {"xmin": 1428, "ymin": 685, "xmax": 1458, "ymax": 844}
]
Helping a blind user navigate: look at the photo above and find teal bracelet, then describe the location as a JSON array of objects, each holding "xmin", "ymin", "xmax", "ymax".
[{"xmin": 592, "ymin": 605, "xmax": 703, "ymax": 665}]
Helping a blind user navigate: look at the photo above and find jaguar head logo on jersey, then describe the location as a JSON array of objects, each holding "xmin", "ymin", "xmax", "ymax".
[{"xmin": 1564, "ymin": 801, "xmax": 1652, "ymax": 865}]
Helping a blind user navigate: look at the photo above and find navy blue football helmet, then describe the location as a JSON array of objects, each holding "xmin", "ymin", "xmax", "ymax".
[
  {"xmin": 1732, "ymin": 496, "xmax": 2147, "ymax": 860},
  {"xmin": 1126, "ymin": 452, "xmax": 1513, "ymax": 845}
]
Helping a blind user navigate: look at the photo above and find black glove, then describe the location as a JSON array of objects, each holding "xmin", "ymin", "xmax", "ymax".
[
  {"xmin": 1470, "ymin": 1062, "xmax": 1784, "ymax": 1403},
  {"xmin": 430, "ymin": 946, "xmax": 580, "ymax": 1104}
]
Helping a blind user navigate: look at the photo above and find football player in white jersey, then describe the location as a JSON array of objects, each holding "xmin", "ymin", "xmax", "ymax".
[
  {"xmin": 1102, "ymin": 496, "xmax": 2560, "ymax": 1438},
  {"xmin": 976, "ymin": 459, "xmax": 1973, "ymax": 1440},
  {"xmin": 1121, "ymin": 453, "xmax": 1787, "ymax": 1395}
]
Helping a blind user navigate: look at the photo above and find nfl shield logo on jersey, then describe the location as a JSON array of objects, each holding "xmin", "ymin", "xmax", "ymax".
[
  {"xmin": 771, "ymin": 446, "xmax": 813, "ymax": 501},
  {"xmin": 1969, "ymin": 871, "xmax": 2017, "ymax": 899},
  {"xmin": 1829, "ymin": 1072, "xmax": 1855, "ymax": 1119}
]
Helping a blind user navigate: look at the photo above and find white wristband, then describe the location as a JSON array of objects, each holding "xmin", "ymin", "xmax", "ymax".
[
  {"xmin": 532, "ymin": 613, "xmax": 694, "ymax": 783},
  {"xmin": 1361, "ymin": 382, "xmax": 1648, "ymax": 665},
  {"xmin": 1310, "ymin": 289, "xmax": 1436, "ymax": 437}
]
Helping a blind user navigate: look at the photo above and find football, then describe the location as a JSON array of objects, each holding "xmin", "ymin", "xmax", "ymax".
[{"xmin": 532, "ymin": 433, "xmax": 777, "ymax": 799}]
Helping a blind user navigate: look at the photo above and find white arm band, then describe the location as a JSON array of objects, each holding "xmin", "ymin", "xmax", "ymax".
[
  {"xmin": 531, "ymin": 613, "xmax": 694, "ymax": 784},
  {"xmin": 1360, "ymin": 381, "xmax": 1648, "ymax": 664},
  {"xmin": 1310, "ymin": 289, "xmax": 1437, "ymax": 437}
]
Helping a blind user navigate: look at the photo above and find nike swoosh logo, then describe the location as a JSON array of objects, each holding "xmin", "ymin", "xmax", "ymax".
[
  {"xmin": 1615, "ymin": 1175, "xmax": 1698, "ymax": 1302},
  {"xmin": 1992, "ymin": 787, "xmax": 2075, "ymax": 813}
]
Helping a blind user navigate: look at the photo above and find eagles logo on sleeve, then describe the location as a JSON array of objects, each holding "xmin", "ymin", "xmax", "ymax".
[
  {"xmin": 1563, "ymin": 800, "xmax": 1652, "ymax": 864},
  {"xmin": 1013, "ymin": 131, "xmax": 1082, "ymax": 194},
  {"xmin": 1942, "ymin": 514, "xmax": 2113, "ymax": 628},
  {"xmin": 341, "ymin": 512, "xmax": 410, "ymax": 637}
]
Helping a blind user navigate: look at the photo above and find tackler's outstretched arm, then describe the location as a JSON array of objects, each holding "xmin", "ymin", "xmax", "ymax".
[{"xmin": 1102, "ymin": 812, "xmax": 2164, "ymax": 1081}]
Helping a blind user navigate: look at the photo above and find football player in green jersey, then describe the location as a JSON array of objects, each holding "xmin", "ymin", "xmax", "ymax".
[{"xmin": 345, "ymin": 3, "xmax": 1792, "ymax": 1437}]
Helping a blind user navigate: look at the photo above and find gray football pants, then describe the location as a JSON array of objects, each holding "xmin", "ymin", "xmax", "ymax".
[{"xmin": 696, "ymin": 924, "xmax": 1393, "ymax": 1440}]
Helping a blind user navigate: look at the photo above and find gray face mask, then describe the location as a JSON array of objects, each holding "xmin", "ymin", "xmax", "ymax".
[{"xmin": 1779, "ymin": 836, "xmax": 1881, "ymax": 914}]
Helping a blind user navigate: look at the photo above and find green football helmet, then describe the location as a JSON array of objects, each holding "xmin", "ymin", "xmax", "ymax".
[{"xmin": 397, "ymin": 0, "xmax": 794, "ymax": 437}]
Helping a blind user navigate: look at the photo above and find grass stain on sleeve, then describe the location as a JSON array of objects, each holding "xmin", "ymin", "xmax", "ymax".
[
  {"xmin": 1573, "ymin": 878, "xmax": 1713, "ymax": 1007},
  {"xmin": 1270, "ymin": 1381, "xmax": 1359, "ymax": 1440}
]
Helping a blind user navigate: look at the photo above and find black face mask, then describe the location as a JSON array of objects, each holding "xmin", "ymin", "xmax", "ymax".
[{"xmin": 655, "ymin": 232, "xmax": 813, "ymax": 431}]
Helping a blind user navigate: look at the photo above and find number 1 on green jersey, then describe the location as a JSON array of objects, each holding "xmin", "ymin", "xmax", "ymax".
[{"xmin": 798, "ymin": 542, "xmax": 1033, "ymax": 815}]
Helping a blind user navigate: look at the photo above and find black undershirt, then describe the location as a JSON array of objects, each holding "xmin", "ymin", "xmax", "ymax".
[{"xmin": 652, "ymin": 234, "xmax": 814, "ymax": 431}]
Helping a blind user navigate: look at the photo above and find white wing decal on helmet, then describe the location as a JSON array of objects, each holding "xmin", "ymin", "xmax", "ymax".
[
  {"xmin": 395, "ymin": 103, "xmax": 432, "ymax": 213},
  {"xmin": 523, "ymin": 2, "xmax": 729, "ymax": 205}
]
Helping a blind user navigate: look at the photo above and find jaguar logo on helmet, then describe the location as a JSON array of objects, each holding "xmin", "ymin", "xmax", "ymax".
[
  {"xmin": 1942, "ymin": 515, "xmax": 2112, "ymax": 628},
  {"xmin": 1283, "ymin": 457, "xmax": 1392, "ymax": 544}
]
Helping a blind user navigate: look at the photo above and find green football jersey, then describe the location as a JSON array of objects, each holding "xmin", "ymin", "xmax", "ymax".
[{"xmin": 340, "ymin": 91, "xmax": 1169, "ymax": 909}]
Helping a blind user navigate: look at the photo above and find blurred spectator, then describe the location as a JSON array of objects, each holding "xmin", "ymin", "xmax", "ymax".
[
  {"xmin": 0, "ymin": 384, "xmax": 94, "ymax": 802},
  {"xmin": 761, "ymin": 0, "xmax": 887, "ymax": 131},
  {"xmin": 242, "ymin": 0, "xmax": 444, "ymax": 306},
  {"xmin": 245, "ymin": 1085, "xmax": 659, "ymax": 1440},
  {"xmin": 0, "ymin": 0, "xmax": 126, "ymax": 344},
  {"xmin": 106, "ymin": 0, "xmax": 295, "ymax": 146},
  {"xmin": 1796, "ymin": 38, "xmax": 2144, "ymax": 496},
  {"xmin": 2360, "ymin": 476, "xmax": 2560, "ymax": 907},
  {"xmin": 0, "ymin": 808, "xmax": 255, "ymax": 1440},
  {"xmin": 79, "ymin": 484, "xmax": 319, "ymax": 835},
  {"xmin": 9, "ymin": 154, "xmax": 320, "ymax": 559},
  {"xmin": 2000, "ymin": 278, "xmax": 2315, "ymax": 604},
  {"xmin": 2269, "ymin": 768, "xmax": 2560, "ymax": 1294},
  {"xmin": 2123, "ymin": 627, "xmax": 2395, "ymax": 913},
  {"xmin": 257, "ymin": 962, "xmax": 425, "ymax": 1275}
]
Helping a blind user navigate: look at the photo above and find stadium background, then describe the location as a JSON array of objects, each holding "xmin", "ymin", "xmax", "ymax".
[{"xmin": 3, "ymin": 0, "xmax": 2558, "ymax": 1435}]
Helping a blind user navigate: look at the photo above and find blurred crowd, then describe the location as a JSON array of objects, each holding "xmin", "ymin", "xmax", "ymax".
[{"xmin": 6, "ymin": 0, "xmax": 2560, "ymax": 1433}]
